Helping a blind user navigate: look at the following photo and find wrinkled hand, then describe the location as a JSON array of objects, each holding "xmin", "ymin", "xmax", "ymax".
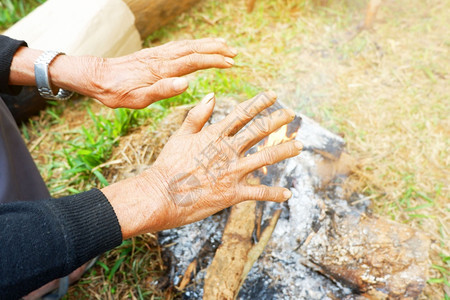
[
  {"xmin": 89, "ymin": 38, "xmax": 237, "ymax": 109},
  {"xmin": 102, "ymin": 92, "xmax": 302, "ymax": 238},
  {"xmin": 10, "ymin": 38, "xmax": 235, "ymax": 107}
]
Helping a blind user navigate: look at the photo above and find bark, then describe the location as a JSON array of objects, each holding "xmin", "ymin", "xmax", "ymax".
[
  {"xmin": 4, "ymin": 0, "xmax": 141, "ymax": 57},
  {"xmin": 2, "ymin": 0, "xmax": 142, "ymax": 123},
  {"xmin": 203, "ymin": 197, "xmax": 282, "ymax": 300},
  {"xmin": 156, "ymin": 100, "xmax": 430, "ymax": 299},
  {"xmin": 203, "ymin": 201, "xmax": 256, "ymax": 300},
  {"xmin": 364, "ymin": 0, "xmax": 382, "ymax": 29},
  {"xmin": 123, "ymin": 0, "xmax": 203, "ymax": 38},
  {"xmin": 301, "ymin": 212, "xmax": 430, "ymax": 298}
]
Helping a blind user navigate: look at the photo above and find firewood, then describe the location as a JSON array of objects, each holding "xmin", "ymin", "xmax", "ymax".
[
  {"xmin": 238, "ymin": 209, "xmax": 282, "ymax": 290},
  {"xmin": 157, "ymin": 100, "xmax": 430, "ymax": 299},
  {"xmin": 301, "ymin": 212, "xmax": 430, "ymax": 298},
  {"xmin": 364, "ymin": 0, "xmax": 382, "ymax": 29},
  {"xmin": 2, "ymin": 0, "xmax": 142, "ymax": 123},
  {"xmin": 123, "ymin": 0, "xmax": 202, "ymax": 39},
  {"xmin": 203, "ymin": 200, "xmax": 256, "ymax": 300},
  {"xmin": 176, "ymin": 259, "xmax": 197, "ymax": 291},
  {"xmin": 3, "ymin": 0, "xmax": 142, "ymax": 57},
  {"xmin": 203, "ymin": 200, "xmax": 282, "ymax": 300},
  {"xmin": 247, "ymin": 0, "xmax": 257, "ymax": 12}
]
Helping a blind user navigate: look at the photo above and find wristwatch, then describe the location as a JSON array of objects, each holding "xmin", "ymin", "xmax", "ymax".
[{"xmin": 34, "ymin": 51, "xmax": 74, "ymax": 100}]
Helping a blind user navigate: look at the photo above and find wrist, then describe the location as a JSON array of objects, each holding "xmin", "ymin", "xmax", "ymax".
[
  {"xmin": 101, "ymin": 167, "xmax": 174, "ymax": 239},
  {"xmin": 49, "ymin": 54, "xmax": 106, "ymax": 98},
  {"xmin": 8, "ymin": 46, "xmax": 106, "ymax": 99}
]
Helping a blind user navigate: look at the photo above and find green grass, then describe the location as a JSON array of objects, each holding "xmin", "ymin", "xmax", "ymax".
[
  {"xmin": 6, "ymin": 0, "xmax": 449, "ymax": 297},
  {"xmin": 428, "ymin": 253, "xmax": 450, "ymax": 290},
  {"xmin": 38, "ymin": 98, "xmax": 184, "ymax": 193},
  {"xmin": 56, "ymin": 72, "xmax": 258, "ymax": 298},
  {"xmin": 35, "ymin": 71, "xmax": 259, "ymax": 198},
  {"xmin": 0, "ymin": 0, "xmax": 46, "ymax": 30},
  {"xmin": 55, "ymin": 106, "xmax": 158, "ymax": 189},
  {"xmin": 27, "ymin": 71, "xmax": 259, "ymax": 297},
  {"xmin": 144, "ymin": 1, "xmax": 449, "ymax": 298}
]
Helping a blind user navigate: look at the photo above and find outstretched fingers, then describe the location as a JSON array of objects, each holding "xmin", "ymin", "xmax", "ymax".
[
  {"xmin": 216, "ymin": 91, "xmax": 277, "ymax": 136},
  {"xmin": 239, "ymin": 140, "xmax": 303, "ymax": 174},
  {"xmin": 241, "ymin": 185, "xmax": 292, "ymax": 202},
  {"xmin": 123, "ymin": 77, "xmax": 189, "ymax": 109},
  {"xmin": 234, "ymin": 108, "xmax": 295, "ymax": 153},
  {"xmin": 158, "ymin": 38, "xmax": 238, "ymax": 59},
  {"xmin": 177, "ymin": 93, "xmax": 216, "ymax": 135},
  {"xmin": 164, "ymin": 53, "xmax": 234, "ymax": 77}
]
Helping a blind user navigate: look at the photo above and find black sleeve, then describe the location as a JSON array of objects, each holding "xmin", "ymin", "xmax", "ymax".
[
  {"xmin": 0, "ymin": 35, "xmax": 28, "ymax": 95},
  {"xmin": 0, "ymin": 188, "xmax": 123, "ymax": 299}
]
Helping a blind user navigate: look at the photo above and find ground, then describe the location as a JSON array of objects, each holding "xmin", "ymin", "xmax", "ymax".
[{"xmin": 1, "ymin": 0, "xmax": 449, "ymax": 298}]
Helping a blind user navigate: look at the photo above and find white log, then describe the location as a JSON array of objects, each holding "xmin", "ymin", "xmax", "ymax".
[{"xmin": 3, "ymin": 0, "xmax": 142, "ymax": 58}]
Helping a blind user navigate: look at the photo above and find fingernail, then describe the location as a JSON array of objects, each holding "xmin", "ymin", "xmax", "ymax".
[
  {"xmin": 294, "ymin": 141, "xmax": 303, "ymax": 151},
  {"xmin": 173, "ymin": 77, "xmax": 188, "ymax": 91},
  {"xmin": 265, "ymin": 90, "xmax": 277, "ymax": 99},
  {"xmin": 216, "ymin": 37, "xmax": 227, "ymax": 43},
  {"xmin": 230, "ymin": 47, "xmax": 238, "ymax": 55},
  {"xmin": 283, "ymin": 190, "xmax": 292, "ymax": 199},
  {"xmin": 224, "ymin": 57, "xmax": 235, "ymax": 65},
  {"xmin": 201, "ymin": 92, "xmax": 215, "ymax": 104}
]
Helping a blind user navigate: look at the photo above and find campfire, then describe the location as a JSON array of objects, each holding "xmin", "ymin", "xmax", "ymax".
[
  {"xmin": 158, "ymin": 100, "xmax": 430, "ymax": 299},
  {"xmin": 257, "ymin": 123, "xmax": 298, "ymax": 176}
]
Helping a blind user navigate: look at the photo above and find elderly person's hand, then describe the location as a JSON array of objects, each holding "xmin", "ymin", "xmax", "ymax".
[
  {"xmin": 86, "ymin": 38, "xmax": 237, "ymax": 108},
  {"xmin": 102, "ymin": 91, "xmax": 302, "ymax": 238},
  {"xmin": 10, "ymin": 38, "xmax": 237, "ymax": 108}
]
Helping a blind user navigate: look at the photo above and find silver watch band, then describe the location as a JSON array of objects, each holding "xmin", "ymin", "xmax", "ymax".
[{"xmin": 34, "ymin": 51, "xmax": 74, "ymax": 101}]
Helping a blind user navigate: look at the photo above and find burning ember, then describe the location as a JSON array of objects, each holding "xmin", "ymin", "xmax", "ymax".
[
  {"xmin": 158, "ymin": 100, "xmax": 429, "ymax": 300},
  {"xmin": 257, "ymin": 124, "xmax": 297, "ymax": 175}
]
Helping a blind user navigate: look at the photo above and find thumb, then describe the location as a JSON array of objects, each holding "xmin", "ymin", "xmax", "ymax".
[
  {"xmin": 178, "ymin": 93, "xmax": 215, "ymax": 134},
  {"xmin": 131, "ymin": 77, "xmax": 189, "ymax": 108}
]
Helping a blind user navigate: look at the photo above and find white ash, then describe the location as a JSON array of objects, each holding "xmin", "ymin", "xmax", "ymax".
[
  {"xmin": 296, "ymin": 114, "xmax": 345, "ymax": 159},
  {"xmin": 159, "ymin": 104, "xmax": 362, "ymax": 299},
  {"xmin": 158, "ymin": 211, "xmax": 228, "ymax": 288},
  {"xmin": 238, "ymin": 141, "xmax": 354, "ymax": 299}
]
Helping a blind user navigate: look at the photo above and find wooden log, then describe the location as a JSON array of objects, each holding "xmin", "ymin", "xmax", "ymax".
[
  {"xmin": 364, "ymin": 0, "xmax": 382, "ymax": 29},
  {"xmin": 296, "ymin": 114, "xmax": 345, "ymax": 161},
  {"xmin": 4, "ymin": 0, "xmax": 142, "ymax": 57},
  {"xmin": 123, "ymin": 0, "xmax": 202, "ymax": 39},
  {"xmin": 2, "ymin": 0, "xmax": 142, "ymax": 123},
  {"xmin": 203, "ymin": 200, "xmax": 256, "ymax": 300},
  {"xmin": 203, "ymin": 198, "xmax": 283, "ymax": 300},
  {"xmin": 203, "ymin": 102, "xmax": 302, "ymax": 299},
  {"xmin": 301, "ymin": 213, "xmax": 430, "ymax": 298},
  {"xmin": 247, "ymin": 0, "xmax": 257, "ymax": 12}
]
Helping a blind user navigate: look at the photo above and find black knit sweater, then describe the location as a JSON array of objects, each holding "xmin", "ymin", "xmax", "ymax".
[{"xmin": 0, "ymin": 35, "xmax": 123, "ymax": 299}]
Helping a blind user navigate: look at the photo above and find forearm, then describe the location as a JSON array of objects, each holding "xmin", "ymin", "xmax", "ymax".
[{"xmin": 5, "ymin": 37, "xmax": 237, "ymax": 108}]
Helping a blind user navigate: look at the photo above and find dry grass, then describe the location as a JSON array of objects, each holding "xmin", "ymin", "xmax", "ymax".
[
  {"xmin": 145, "ymin": 0, "xmax": 448, "ymax": 297},
  {"xmin": 64, "ymin": 106, "xmax": 192, "ymax": 299},
  {"xmin": 17, "ymin": 0, "xmax": 449, "ymax": 298},
  {"xmin": 23, "ymin": 99, "xmax": 177, "ymax": 298}
]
